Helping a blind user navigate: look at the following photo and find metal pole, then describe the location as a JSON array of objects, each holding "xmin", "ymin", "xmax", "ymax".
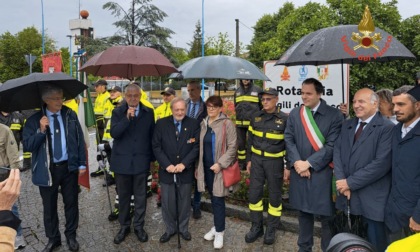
[
  {"xmin": 201, "ymin": 0, "xmax": 205, "ymax": 99},
  {"xmin": 41, "ymin": 0, "xmax": 45, "ymax": 55},
  {"xmin": 67, "ymin": 35, "xmax": 72, "ymax": 77},
  {"xmin": 29, "ymin": 54, "xmax": 32, "ymax": 74},
  {"xmin": 235, "ymin": 19, "xmax": 239, "ymax": 57}
]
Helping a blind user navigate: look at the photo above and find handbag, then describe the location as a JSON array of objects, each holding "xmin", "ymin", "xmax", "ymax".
[{"xmin": 221, "ymin": 120, "xmax": 241, "ymax": 187}]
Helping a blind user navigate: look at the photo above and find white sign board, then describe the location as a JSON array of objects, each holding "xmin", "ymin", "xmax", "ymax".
[{"xmin": 263, "ymin": 61, "xmax": 350, "ymax": 113}]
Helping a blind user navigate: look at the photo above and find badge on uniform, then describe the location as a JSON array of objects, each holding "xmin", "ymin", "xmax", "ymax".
[
  {"xmin": 275, "ymin": 119, "xmax": 283, "ymax": 124},
  {"xmin": 255, "ymin": 117, "xmax": 261, "ymax": 122},
  {"xmin": 251, "ymin": 91, "xmax": 258, "ymax": 96},
  {"xmin": 187, "ymin": 138, "xmax": 195, "ymax": 144}
]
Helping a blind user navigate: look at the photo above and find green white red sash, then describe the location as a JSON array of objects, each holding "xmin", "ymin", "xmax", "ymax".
[{"xmin": 300, "ymin": 106, "xmax": 333, "ymax": 168}]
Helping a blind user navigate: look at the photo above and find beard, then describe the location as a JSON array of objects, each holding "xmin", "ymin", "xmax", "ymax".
[{"xmin": 396, "ymin": 110, "xmax": 417, "ymax": 124}]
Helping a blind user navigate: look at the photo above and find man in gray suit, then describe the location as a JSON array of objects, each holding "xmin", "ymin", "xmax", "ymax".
[
  {"xmin": 334, "ymin": 88, "xmax": 394, "ymax": 252},
  {"xmin": 284, "ymin": 78, "xmax": 343, "ymax": 252}
]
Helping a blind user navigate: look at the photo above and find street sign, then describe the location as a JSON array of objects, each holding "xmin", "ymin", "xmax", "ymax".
[{"xmin": 24, "ymin": 54, "xmax": 36, "ymax": 65}]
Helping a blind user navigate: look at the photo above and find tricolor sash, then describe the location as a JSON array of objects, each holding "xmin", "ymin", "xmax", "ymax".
[{"xmin": 300, "ymin": 106, "xmax": 333, "ymax": 168}]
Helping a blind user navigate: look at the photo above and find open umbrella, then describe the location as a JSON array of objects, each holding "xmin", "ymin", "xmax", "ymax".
[
  {"xmin": 80, "ymin": 45, "xmax": 178, "ymax": 79},
  {"xmin": 275, "ymin": 6, "xmax": 416, "ymax": 102},
  {"xmin": 0, "ymin": 72, "xmax": 87, "ymax": 112},
  {"xmin": 169, "ymin": 55, "xmax": 270, "ymax": 81}
]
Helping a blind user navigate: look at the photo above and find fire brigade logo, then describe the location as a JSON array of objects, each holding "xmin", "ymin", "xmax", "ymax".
[
  {"xmin": 351, "ymin": 6, "xmax": 382, "ymax": 51},
  {"xmin": 280, "ymin": 66, "xmax": 290, "ymax": 81}
]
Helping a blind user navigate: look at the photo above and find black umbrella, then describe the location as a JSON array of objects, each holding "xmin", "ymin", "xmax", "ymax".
[
  {"xmin": 275, "ymin": 24, "xmax": 416, "ymax": 102},
  {"xmin": 0, "ymin": 72, "xmax": 87, "ymax": 112}
]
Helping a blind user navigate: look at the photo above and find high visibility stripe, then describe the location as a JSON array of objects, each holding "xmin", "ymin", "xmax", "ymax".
[
  {"xmin": 252, "ymin": 129, "xmax": 284, "ymax": 140},
  {"xmin": 238, "ymin": 155, "xmax": 246, "ymax": 160},
  {"xmin": 249, "ymin": 200, "xmax": 263, "ymax": 211},
  {"xmin": 10, "ymin": 124, "xmax": 21, "ymax": 130},
  {"xmin": 268, "ymin": 203, "xmax": 282, "ymax": 217},
  {"xmin": 248, "ymin": 125, "xmax": 254, "ymax": 133},
  {"xmin": 237, "ymin": 150, "xmax": 246, "ymax": 154},
  {"xmin": 235, "ymin": 120, "xmax": 250, "ymax": 126},
  {"xmin": 23, "ymin": 152, "xmax": 32, "ymax": 158},
  {"xmin": 235, "ymin": 96, "xmax": 259, "ymax": 103},
  {"xmin": 251, "ymin": 146, "xmax": 285, "ymax": 158}
]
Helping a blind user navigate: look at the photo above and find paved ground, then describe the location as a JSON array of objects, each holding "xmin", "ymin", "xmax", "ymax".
[{"xmin": 16, "ymin": 131, "xmax": 321, "ymax": 252}]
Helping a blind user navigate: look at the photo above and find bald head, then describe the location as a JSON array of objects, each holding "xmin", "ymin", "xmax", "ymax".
[{"xmin": 353, "ymin": 88, "xmax": 379, "ymax": 121}]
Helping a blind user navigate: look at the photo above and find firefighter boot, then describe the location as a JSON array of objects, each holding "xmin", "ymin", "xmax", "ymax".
[
  {"xmin": 264, "ymin": 214, "xmax": 279, "ymax": 245},
  {"xmin": 245, "ymin": 211, "xmax": 264, "ymax": 243}
]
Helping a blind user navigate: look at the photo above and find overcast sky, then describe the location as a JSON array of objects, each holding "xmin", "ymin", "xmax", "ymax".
[{"xmin": 0, "ymin": 0, "xmax": 418, "ymax": 52}]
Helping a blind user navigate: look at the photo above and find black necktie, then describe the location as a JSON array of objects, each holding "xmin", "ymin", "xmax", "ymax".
[
  {"xmin": 175, "ymin": 122, "xmax": 180, "ymax": 141},
  {"xmin": 354, "ymin": 122, "xmax": 367, "ymax": 143},
  {"xmin": 52, "ymin": 114, "xmax": 63, "ymax": 160}
]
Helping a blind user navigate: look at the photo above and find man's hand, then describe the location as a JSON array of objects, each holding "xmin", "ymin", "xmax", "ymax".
[
  {"xmin": 246, "ymin": 161, "xmax": 251, "ymax": 175},
  {"xmin": 284, "ymin": 169, "xmax": 290, "ymax": 185},
  {"xmin": 40, "ymin": 116, "xmax": 49, "ymax": 133},
  {"xmin": 409, "ymin": 217, "xmax": 420, "ymax": 233},
  {"xmin": 0, "ymin": 169, "xmax": 21, "ymax": 211},
  {"xmin": 343, "ymin": 190, "xmax": 351, "ymax": 200},
  {"xmin": 210, "ymin": 163, "xmax": 221, "ymax": 174},
  {"xmin": 340, "ymin": 103, "xmax": 349, "ymax": 117},
  {"xmin": 127, "ymin": 106, "xmax": 136, "ymax": 120},
  {"xmin": 79, "ymin": 168, "xmax": 86, "ymax": 177},
  {"xmin": 166, "ymin": 165, "xmax": 176, "ymax": 173},
  {"xmin": 174, "ymin": 163, "xmax": 186, "ymax": 173},
  {"xmin": 300, "ymin": 170, "xmax": 311, "ymax": 179},
  {"xmin": 336, "ymin": 179, "xmax": 350, "ymax": 194},
  {"xmin": 294, "ymin": 160, "xmax": 310, "ymax": 174}
]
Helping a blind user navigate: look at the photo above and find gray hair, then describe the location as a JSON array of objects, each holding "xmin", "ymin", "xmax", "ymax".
[
  {"xmin": 370, "ymin": 92, "xmax": 379, "ymax": 104},
  {"xmin": 125, "ymin": 83, "xmax": 141, "ymax": 94},
  {"xmin": 376, "ymin": 89, "xmax": 393, "ymax": 104},
  {"xmin": 393, "ymin": 85, "xmax": 417, "ymax": 103},
  {"xmin": 41, "ymin": 86, "xmax": 63, "ymax": 101},
  {"xmin": 170, "ymin": 97, "xmax": 187, "ymax": 109}
]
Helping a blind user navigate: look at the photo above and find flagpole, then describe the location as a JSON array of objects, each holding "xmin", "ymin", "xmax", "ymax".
[
  {"xmin": 201, "ymin": 0, "xmax": 205, "ymax": 99},
  {"xmin": 41, "ymin": 0, "xmax": 45, "ymax": 55}
]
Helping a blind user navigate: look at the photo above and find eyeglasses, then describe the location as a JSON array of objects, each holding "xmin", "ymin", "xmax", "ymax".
[
  {"xmin": 207, "ymin": 106, "xmax": 220, "ymax": 110},
  {"xmin": 261, "ymin": 98, "xmax": 273, "ymax": 102},
  {"xmin": 46, "ymin": 97, "xmax": 65, "ymax": 102},
  {"xmin": 125, "ymin": 94, "xmax": 140, "ymax": 99}
]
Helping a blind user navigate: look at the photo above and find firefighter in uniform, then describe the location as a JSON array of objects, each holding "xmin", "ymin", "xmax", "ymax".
[
  {"xmin": 234, "ymin": 79, "xmax": 262, "ymax": 170},
  {"xmin": 21, "ymin": 109, "xmax": 39, "ymax": 171},
  {"xmin": 155, "ymin": 87, "xmax": 176, "ymax": 120},
  {"xmin": 245, "ymin": 88, "xmax": 288, "ymax": 245},
  {"xmin": 0, "ymin": 111, "xmax": 24, "ymax": 150}
]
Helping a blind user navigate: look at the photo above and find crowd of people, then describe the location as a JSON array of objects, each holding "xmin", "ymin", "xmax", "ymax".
[{"xmin": 0, "ymin": 76, "xmax": 419, "ymax": 252}]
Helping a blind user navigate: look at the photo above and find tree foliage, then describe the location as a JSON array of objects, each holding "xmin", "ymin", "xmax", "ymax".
[
  {"xmin": 205, "ymin": 32, "xmax": 235, "ymax": 56},
  {"xmin": 103, "ymin": 0, "xmax": 174, "ymax": 57},
  {"xmin": 187, "ymin": 21, "xmax": 204, "ymax": 59},
  {"xmin": 0, "ymin": 27, "xmax": 55, "ymax": 82}
]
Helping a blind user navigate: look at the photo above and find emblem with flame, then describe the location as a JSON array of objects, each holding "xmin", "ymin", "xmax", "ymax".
[{"xmin": 351, "ymin": 6, "xmax": 382, "ymax": 51}]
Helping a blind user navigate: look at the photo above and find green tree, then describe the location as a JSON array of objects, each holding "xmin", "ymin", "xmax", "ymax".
[
  {"xmin": 187, "ymin": 21, "xmax": 203, "ymax": 59},
  {"xmin": 103, "ymin": 0, "xmax": 174, "ymax": 56},
  {"xmin": 0, "ymin": 27, "xmax": 55, "ymax": 82},
  {"xmin": 206, "ymin": 32, "xmax": 235, "ymax": 56}
]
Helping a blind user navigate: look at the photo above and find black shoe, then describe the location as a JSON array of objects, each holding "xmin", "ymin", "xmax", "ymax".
[
  {"xmin": 103, "ymin": 175, "xmax": 116, "ymax": 187},
  {"xmin": 67, "ymin": 237, "xmax": 80, "ymax": 251},
  {"xmin": 180, "ymin": 231, "xmax": 191, "ymax": 241},
  {"xmin": 135, "ymin": 229, "xmax": 148, "ymax": 242},
  {"xmin": 108, "ymin": 208, "xmax": 119, "ymax": 221},
  {"xmin": 193, "ymin": 208, "xmax": 202, "ymax": 219},
  {"xmin": 90, "ymin": 169, "xmax": 104, "ymax": 177},
  {"xmin": 146, "ymin": 190, "xmax": 153, "ymax": 198},
  {"xmin": 264, "ymin": 226, "xmax": 276, "ymax": 245},
  {"xmin": 159, "ymin": 232, "xmax": 175, "ymax": 243},
  {"xmin": 114, "ymin": 228, "xmax": 130, "ymax": 244},
  {"xmin": 42, "ymin": 240, "xmax": 61, "ymax": 252},
  {"xmin": 245, "ymin": 222, "xmax": 264, "ymax": 243}
]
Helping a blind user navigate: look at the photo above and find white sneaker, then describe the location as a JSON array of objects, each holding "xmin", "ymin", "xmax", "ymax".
[
  {"xmin": 14, "ymin": 235, "xmax": 27, "ymax": 249},
  {"xmin": 204, "ymin": 226, "xmax": 216, "ymax": 241},
  {"xmin": 213, "ymin": 231, "xmax": 224, "ymax": 249}
]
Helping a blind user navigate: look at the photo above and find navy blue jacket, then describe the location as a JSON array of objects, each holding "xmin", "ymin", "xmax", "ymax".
[
  {"xmin": 152, "ymin": 115, "xmax": 200, "ymax": 184},
  {"xmin": 23, "ymin": 106, "xmax": 86, "ymax": 187},
  {"xmin": 110, "ymin": 102, "xmax": 155, "ymax": 175},
  {"xmin": 385, "ymin": 121, "xmax": 420, "ymax": 232}
]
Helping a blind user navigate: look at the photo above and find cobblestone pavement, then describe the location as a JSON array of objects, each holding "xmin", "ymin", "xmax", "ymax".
[{"xmin": 16, "ymin": 131, "xmax": 321, "ymax": 252}]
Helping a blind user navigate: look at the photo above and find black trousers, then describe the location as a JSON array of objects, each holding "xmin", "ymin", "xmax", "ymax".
[
  {"xmin": 236, "ymin": 127, "xmax": 248, "ymax": 166},
  {"xmin": 298, "ymin": 211, "xmax": 333, "ymax": 252},
  {"xmin": 115, "ymin": 172, "xmax": 147, "ymax": 231},
  {"xmin": 39, "ymin": 163, "xmax": 79, "ymax": 241}
]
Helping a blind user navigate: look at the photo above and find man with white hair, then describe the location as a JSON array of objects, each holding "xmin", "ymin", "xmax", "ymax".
[{"xmin": 334, "ymin": 88, "xmax": 394, "ymax": 252}]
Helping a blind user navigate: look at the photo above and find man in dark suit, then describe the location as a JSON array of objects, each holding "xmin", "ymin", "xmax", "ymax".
[
  {"xmin": 23, "ymin": 86, "xmax": 86, "ymax": 252},
  {"xmin": 110, "ymin": 84, "xmax": 155, "ymax": 245},
  {"xmin": 152, "ymin": 97, "xmax": 200, "ymax": 243},
  {"xmin": 334, "ymin": 88, "xmax": 394, "ymax": 252},
  {"xmin": 284, "ymin": 78, "xmax": 343, "ymax": 252},
  {"xmin": 385, "ymin": 85, "xmax": 420, "ymax": 243},
  {"xmin": 186, "ymin": 81, "xmax": 207, "ymax": 219}
]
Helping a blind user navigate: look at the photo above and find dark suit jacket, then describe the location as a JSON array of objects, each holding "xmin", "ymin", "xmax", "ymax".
[
  {"xmin": 385, "ymin": 121, "xmax": 420, "ymax": 232},
  {"xmin": 152, "ymin": 115, "xmax": 200, "ymax": 184},
  {"xmin": 334, "ymin": 112, "xmax": 393, "ymax": 221},
  {"xmin": 186, "ymin": 97, "xmax": 207, "ymax": 124},
  {"xmin": 110, "ymin": 102, "xmax": 155, "ymax": 175},
  {"xmin": 284, "ymin": 99, "xmax": 343, "ymax": 216}
]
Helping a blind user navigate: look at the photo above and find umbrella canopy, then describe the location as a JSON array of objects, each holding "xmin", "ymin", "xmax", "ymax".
[
  {"xmin": 169, "ymin": 55, "xmax": 270, "ymax": 81},
  {"xmin": 80, "ymin": 45, "xmax": 178, "ymax": 79},
  {"xmin": 0, "ymin": 72, "xmax": 87, "ymax": 112},
  {"xmin": 276, "ymin": 24, "xmax": 416, "ymax": 66}
]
